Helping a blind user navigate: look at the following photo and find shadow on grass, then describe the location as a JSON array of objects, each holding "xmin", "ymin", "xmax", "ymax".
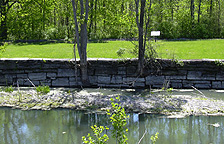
[{"xmin": 12, "ymin": 39, "xmax": 69, "ymax": 46}]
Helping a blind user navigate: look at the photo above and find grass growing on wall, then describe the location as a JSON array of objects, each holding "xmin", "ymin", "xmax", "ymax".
[{"xmin": 1, "ymin": 39, "xmax": 224, "ymax": 59}]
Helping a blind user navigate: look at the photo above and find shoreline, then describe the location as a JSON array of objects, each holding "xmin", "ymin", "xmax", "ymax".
[{"xmin": 1, "ymin": 88, "xmax": 224, "ymax": 118}]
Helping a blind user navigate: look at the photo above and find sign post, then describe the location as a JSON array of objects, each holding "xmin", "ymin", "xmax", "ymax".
[{"xmin": 150, "ymin": 31, "xmax": 160, "ymax": 42}]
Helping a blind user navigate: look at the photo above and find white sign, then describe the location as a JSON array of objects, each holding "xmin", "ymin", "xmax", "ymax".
[{"xmin": 151, "ymin": 31, "xmax": 160, "ymax": 36}]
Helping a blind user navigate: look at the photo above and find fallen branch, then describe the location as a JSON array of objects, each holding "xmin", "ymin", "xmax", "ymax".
[
  {"xmin": 137, "ymin": 130, "xmax": 147, "ymax": 144},
  {"xmin": 191, "ymin": 86, "xmax": 206, "ymax": 97}
]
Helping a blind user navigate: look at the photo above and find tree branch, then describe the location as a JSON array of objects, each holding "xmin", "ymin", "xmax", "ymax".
[
  {"xmin": 6, "ymin": 1, "xmax": 18, "ymax": 13},
  {"xmin": 135, "ymin": 0, "xmax": 140, "ymax": 28},
  {"xmin": 71, "ymin": 0, "xmax": 81, "ymax": 57}
]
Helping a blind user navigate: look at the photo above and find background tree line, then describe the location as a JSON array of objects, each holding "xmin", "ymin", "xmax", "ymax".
[{"xmin": 0, "ymin": 0, "xmax": 224, "ymax": 41}]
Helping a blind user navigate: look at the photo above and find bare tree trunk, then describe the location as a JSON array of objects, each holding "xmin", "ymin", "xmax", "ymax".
[
  {"xmin": 71, "ymin": 0, "xmax": 89, "ymax": 85},
  {"xmin": 170, "ymin": 0, "xmax": 174, "ymax": 20},
  {"xmin": 135, "ymin": 0, "xmax": 146, "ymax": 75},
  {"xmin": 88, "ymin": 0, "xmax": 94, "ymax": 37},
  {"xmin": 0, "ymin": 0, "xmax": 17, "ymax": 40},
  {"xmin": 198, "ymin": 0, "xmax": 202, "ymax": 23},
  {"xmin": 190, "ymin": 0, "xmax": 195, "ymax": 21},
  {"xmin": 210, "ymin": 0, "xmax": 213, "ymax": 17},
  {"xmin": 0, "ymin": 0, "xmax": 8, "ymax": 40}
]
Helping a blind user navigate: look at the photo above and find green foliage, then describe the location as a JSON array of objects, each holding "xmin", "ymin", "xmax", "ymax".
[
  {"xmin": 4, "ymin": 85, "xmax": 14, "ymax": 93},
  {"xmin": 82, "ymin": 96, "xmax": 129, "ymax": 144},
  {"xmin": 214, "ymin": 60, "xmax": 224, "ymax": 67},
  {"xmin": 116, "ymin": 48, "xmax": 126, "ymax": 58},
  {"xmin": 151, "ymin": 132, "xmax": 159, "ymax": 144},
  {"xmin": 144, "ymin": 41, "xmax": 159, "ymax": 60},
  {"xmin": 36, "ymin": 85, "xmax": 50, "ymax": 94},
  {"xmin": 0, "ymin": 42, "xmax": 8, "ymax": 54},
  {"xmin": 1, "ymin": 0, "xmax": 223, "ymax": 41},
  {"xmin": 107, "ymin": 96, "xmax": 129, "ymax": 144},
  {"xmin": 82, "ymin": 125, "xmax": 109, "ymax": 144},
  {"xmin": 172, "ymin": 59, "xmax": 184, "ymax": 67}
]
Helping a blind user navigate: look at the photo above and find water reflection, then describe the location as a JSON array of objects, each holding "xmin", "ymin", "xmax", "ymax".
[{"xmin": 0, "ymin": 108, "xmax": 223, "ymax": 144}]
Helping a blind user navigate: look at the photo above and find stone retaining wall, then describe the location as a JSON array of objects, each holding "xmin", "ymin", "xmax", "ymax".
[{"xmin": 0, "ymin": 58, "xmax": 223, "ymax": 89}]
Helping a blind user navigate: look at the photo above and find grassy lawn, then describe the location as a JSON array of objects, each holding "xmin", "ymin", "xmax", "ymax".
[
  {"xmin": 158, "ymin": 39, "xmax": 224, "ymax": 59},
  {"xmin": 1, "ymin": 39, "xmax": 224, "ymax": 59}
]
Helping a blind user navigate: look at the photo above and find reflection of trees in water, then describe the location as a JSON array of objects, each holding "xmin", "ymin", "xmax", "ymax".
[{"xmin": 0, "ymin": 109, "xmax": 224, "ymax": 144}]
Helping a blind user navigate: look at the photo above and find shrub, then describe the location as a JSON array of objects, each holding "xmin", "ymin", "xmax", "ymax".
[
  {"xmin": 36, "ymin": 85, "xmax": 50, "ymax": 94},
  {"xmin": 4, "ymin": 85, "xmax": 14, "ymax": 93}
]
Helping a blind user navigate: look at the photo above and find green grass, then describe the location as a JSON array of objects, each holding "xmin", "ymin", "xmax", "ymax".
[
  {"xmin": 1, "ymin": 39, "xmax": 224, "ymax": 59},
  {"xmin": 158, "ymin": 39, "xmax": 224, "ymax": 59},
  {"xmin": 0, "ymin": 41, "xmax": 135, "ymax": 59}
]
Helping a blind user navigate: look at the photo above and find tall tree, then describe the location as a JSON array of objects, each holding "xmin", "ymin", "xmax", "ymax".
[
  {"xmin": 71, "ymin": 0, "xmax": 89, "ymax": 85},
  {"xmin": 0, "ymin": 0, "xmax": 17, "ymax": 40},
  {"xmin": 198, "ymin": 0, "xmax": 202, "ymax": 23},
  {"xmin": 135, "ymin": 0, "xmax": 151, "ymax": 75}
]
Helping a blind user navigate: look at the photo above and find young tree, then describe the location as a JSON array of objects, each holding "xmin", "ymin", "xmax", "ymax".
[
  {"xmin": 0, "ymin": 0, "xmax": 17, "ymax": 40},
  {"xmin": 134, "ymin": 0, "xmax": 152, "ymax": 75},
  {"xmin": 71, "ymin": 0, "xmax": 89, "ymax": 85}
]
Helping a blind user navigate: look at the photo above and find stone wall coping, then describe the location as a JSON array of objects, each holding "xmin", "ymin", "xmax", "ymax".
[{"xmin": 0, "ymin": 58, "xmax": 223, "ymax": 62}]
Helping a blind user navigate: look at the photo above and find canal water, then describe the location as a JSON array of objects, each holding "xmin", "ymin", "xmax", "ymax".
[{"xmin": 0, "ymin": 108, "xmax": 224, "ymax": 144}]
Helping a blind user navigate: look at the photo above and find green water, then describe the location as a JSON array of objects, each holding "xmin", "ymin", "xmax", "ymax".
[{"xmin": 0, "ymin": 108, "xmax": 223, "ymax": 144}]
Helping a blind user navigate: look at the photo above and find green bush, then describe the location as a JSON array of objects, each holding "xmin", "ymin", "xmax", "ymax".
[
  {"xmin": 36, "ymin": 85, "xmax": 50, "ymax": 94},
  {"xmin": 82, "ymin": 96, "xmax": 128, "ymax": 144},
  {"xmin": 4, "ymin": 85, "xmax": 14, "ymax": 93},
  {"xmin": 83, "ymin": 96, "xmax": 159, "ymax": 144}
]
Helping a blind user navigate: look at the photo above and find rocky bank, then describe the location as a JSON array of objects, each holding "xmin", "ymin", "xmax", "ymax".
[{"xmin": 1, "ymin": 88, "xmax": 224, "ymax": 118}]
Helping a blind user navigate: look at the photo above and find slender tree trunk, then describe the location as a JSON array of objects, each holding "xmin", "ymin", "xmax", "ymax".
[
  {"xmin": 198, "ymin": 0, "xmax": 201, "ymax": 23},
  {"xmin": 88, "ymin": 0, "xmax": 94, "ymax": 38},
  {"xmin": 94, "ymin": 0, "xmax": 97, "ymax": 35},
  {"xmin": 43, "ymin": 0, "xmax": 46, "ymax": 31},
  {"xmin": 190, "ymin": 0, "xmax": 195, "ymax": 21},
  {"xmin": 210, "ymin": 0, "xmax": 213, "ymax": 17},
  {"xmin": 217, "ymin": 0, "xmax": 221, "ymax": 36},
  {"xmin": 0, "ymin": 0, "xmax": 7, "ymax": 40},
  {"xmin": 71, "ymin": 0, "xmax": 89, "ymax": 85},
  {"xmin": 136, "ymin": 0, "xmax": 146, "ymax": 75},
  {"xmin": 170, "ymin": 0, "xmax": 174, "ymax": 20}
]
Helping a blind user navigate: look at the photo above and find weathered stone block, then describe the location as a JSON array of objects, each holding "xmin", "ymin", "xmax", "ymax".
[
  {"xmin": 17, "ymin": 74, "xmax": 28, "ymax": 79},
  {"xmin": 95, "ymin": 67, "xmax": 117, "ymax": 75},
  {"xmin": 57, "ymin": 69, "xmax": 76, "ymax": 77},
  {"xmin": 212, "ymin": 81, "xmax": 222, "ymax": 89},
  {"xmin": 47, "ymin": 73, "xmax": 57, "ymax": 78},
  {"xmin": 52, "ymin": 78, "xmax": 69, "ymax": 87},
  {"xmin": 187, "ymin": 71, "xmax": 202, "ymax": 80},
  {"xmin": 5, "ymin": 74, "xmax": 16, "ymax": 84},
  {"xmin": 171, "ymin": 82, "xmax": 182, "ymax": 88},
  {"xmin": 133, "ymin": 82, "xmax": 145, "ymax": 87},
  {"xmin": 24, "ymin": 80, "xmax": 39, "ymax": 86},
  {"xmin": 69, "ymin": 77, "xmax": 82, "ymax": 86},
  {"xmin": 152, "ymin": 84, "xmax": 164, "ymax": 88},
  {"xmin": 145, "ymin": 76, "xmax": 165, "ymax": 85},
  {"xmin": 17, "ymin": 79, "xmax": 24, "ymax": 85},
  {"xmin": 216, "ymin": 74, "xmax": 224, "ymax": 80},
  {"xmin": 118, "ymin": 67, "xmax": 126, "ymax": 75},
  {"xmin": 98, "ymin": 76, "xmax": 111, "ymax": 84},
  {"xmin": 0, "ymin": 75, "xmax": 6, "ymax": 83},
  {"xmin": 40, "ymin": 80, "xmax": 52, "ymax": 86},
  {"xmin": 194, "ymin": 83, "xmax": 211, "ymax": 89},
  {"xmin": 89, "ymin": 76, "xmax": 97, "ymax": 84},
  {"xmin": 111, "ymin": 76, "xmax": 123, "ymax": 84},
  {"xmin": 123, "ymin": 77, "xmax": 145, "ymax": 84},
  {"xmin": 166, "ymin": 75, "xmax": 186, "ymax": 80},
  {"xmin": 127, "ymin": 66, "xmax": 137, "ymax": 76},
  {"xmin": 28, "ymin": 73, "xmax": 46, "ymax": 80}
]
